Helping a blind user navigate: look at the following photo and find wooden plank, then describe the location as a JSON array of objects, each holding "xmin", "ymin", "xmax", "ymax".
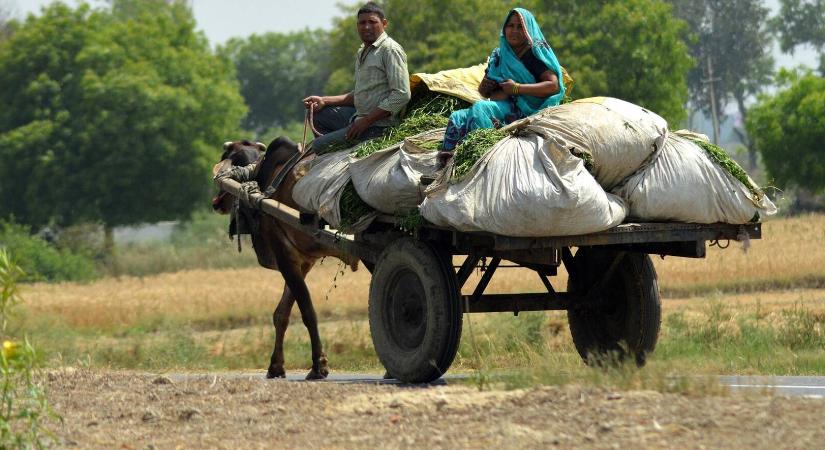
[{"xmin": 216, "ymin": 178, "xmax": 382, "ymax": 263}]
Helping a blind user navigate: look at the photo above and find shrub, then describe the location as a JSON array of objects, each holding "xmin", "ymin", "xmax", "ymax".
[
  {"xmin": 0, "ymin": 221, "xmax": 98, "ymax": 282},
  {"xmin": 0, "ymin": 249, "xmax": 57, "ymax": 448}
]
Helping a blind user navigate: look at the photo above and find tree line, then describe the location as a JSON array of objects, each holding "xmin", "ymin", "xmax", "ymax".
[{"xmin": 0, "ymin": 0, "xmax": 822, "ymax": 238}]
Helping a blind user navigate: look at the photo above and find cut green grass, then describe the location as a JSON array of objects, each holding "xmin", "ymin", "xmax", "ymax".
[
  {"xmin": 316, "ymin": 91, "xmax": 465, "ymax": 156},
  {"xmin": 451, "ymin": 128, "xmax": 508, "ymax": 180},
  {"xmin": 338, "ymin": 182, "xmax": 375, "ymax": 232},
  {"xmin": 689, "ymin": 138, "xmax": 763, "ymax": 201},
  {"xmin": 350, "ymin": 114, "xmax": 447, "ymax": 159}
]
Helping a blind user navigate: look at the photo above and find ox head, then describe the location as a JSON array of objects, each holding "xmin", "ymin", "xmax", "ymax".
[{"xmin": 211, "ymin": 140, "xmax": 265, "ymax": 214}]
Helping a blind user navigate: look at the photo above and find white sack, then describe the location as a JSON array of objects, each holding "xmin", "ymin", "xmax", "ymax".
[
  {"xmin": 349, "ymin": 129, "xmax": 443, "ymax": 216},
  {"xmin": 291, "ymin": 150, "xmax": 351, "ymax": 228},
  {"xmin": 612, "ymin": 133, "xmax": 777, "ymax": 224},
  {"xmin": 420, "ymin": 133, "xmax": 627, "ymax": 237},
  {"xmin": 509, "ymin": 97, "xmax": 668, "ymax": 190}
]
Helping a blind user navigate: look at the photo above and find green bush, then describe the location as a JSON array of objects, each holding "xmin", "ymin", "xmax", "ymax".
[
  {"xmin": 1, "ymin": 249, "xmax": 57, "ymax": 448},
  {"xmin": 0, "ymin": 221, "xmax": 98, "ymax": 282}
]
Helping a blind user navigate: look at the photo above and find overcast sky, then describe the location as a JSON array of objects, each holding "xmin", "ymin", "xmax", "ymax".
[
  {"xmin": 10, "ymin": 0, "xmax": 347, "ymax": 43},
  {"xmin": 8, "ymin": 0, "xmax": 821, "ymax": 69}
]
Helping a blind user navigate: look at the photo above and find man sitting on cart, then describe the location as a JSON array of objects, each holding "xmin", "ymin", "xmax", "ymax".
[{"xmin": 302, "ymin": 2, "xmax": 411, "ymax": 153}]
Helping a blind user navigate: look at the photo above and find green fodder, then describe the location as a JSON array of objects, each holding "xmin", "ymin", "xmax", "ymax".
[
  {"xmin": 397, "ymin": 209, "xmax": 425, "ymax": 232},
  {"xmin": 315, "ymin": 92, "xmax": 466, "ymax": 156},
  {"xmin": 452, "ymin": 128, "xmax": 508, "ymax": 180},
  {"xmin": 689, "ymin": 138, "xmax": 763, "ymax": 201},
  {"xmin": 338, "ymin": 182, "xmax": 375, "ymax": 231},
  {"xmin": 406, "ymin": 90, "xmax": 471, "ymax": 118},
  {"xmin": 570, "ymin": 148, "xmax": 595, "ymax": 172},
  {"xmin": 351, "ymin": 114, "xmax": 448, "ymax": 158}
]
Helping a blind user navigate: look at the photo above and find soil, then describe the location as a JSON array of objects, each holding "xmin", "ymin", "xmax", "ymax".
[{"xmin": 46, "ymin": 369, "xmax": 824, "ymax": 449}]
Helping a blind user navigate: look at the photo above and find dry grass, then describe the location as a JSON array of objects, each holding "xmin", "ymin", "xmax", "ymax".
[
  {"xmin": 654, "ymin": 214, "xmax": 825, "ymax": 295},
  {"xmin": 21, "ymin": 214, "xmax": 825, "ymax": 332}
]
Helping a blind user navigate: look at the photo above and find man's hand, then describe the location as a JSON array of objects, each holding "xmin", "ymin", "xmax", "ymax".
[
  {"xmin": 499, "ymin": 79, "xmax": 517, "ymax": 95},
  {"xmin": 303, "ymin": 95, "xmax": 326, "ymax": 112},
  {"xmin": 346, "ymin": 117, "xmax": 371, "ymax": 141}
]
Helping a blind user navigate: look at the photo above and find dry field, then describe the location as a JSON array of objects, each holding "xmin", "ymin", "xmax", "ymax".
[
  {"xmin": 13, "ymin": 214, "xmax": 825, "ymax": 378},
  {"xmin": 21, "ymin": 214, "xmax": 825, "ymax": 331},
  {"xmin": 13, "ymin": 215, "xmax": 825, "ymax": 448},
  {"xmin": 44, "ymin": 370, "xmax": 825, "ymax": 449}
]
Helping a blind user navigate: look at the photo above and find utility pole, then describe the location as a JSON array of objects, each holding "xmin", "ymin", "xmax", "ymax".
[{"xmin": 704, "ymin": 55, "xmax": 721, "ymax": 145}]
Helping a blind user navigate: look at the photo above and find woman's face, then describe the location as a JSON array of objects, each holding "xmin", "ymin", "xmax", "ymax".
[{"xmin": 504, "ymin": 14, "xmax": 527, "ymax": 48}]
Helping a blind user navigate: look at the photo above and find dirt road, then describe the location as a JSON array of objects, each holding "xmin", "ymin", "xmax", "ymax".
[{"xmin": 46, "ymin": 369, "xmax": 824, "ymax": 449}]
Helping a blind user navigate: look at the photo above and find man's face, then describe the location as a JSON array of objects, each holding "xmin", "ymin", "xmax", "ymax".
[{"xmin": 357, "ymin": 12, "xmax": 387, "ymax": 45}]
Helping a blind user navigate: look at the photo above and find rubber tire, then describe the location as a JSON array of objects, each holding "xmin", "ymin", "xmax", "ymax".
[
  {"xmin": 566, "ymin": 248, "xmax": 661, "ymax": 367},
  {"xmin": 369, "ymin": 238, "xmax": 462, "ymax": 383}
]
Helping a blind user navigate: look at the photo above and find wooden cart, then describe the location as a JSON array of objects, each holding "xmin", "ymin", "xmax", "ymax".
[{"xmin": 218, "ymin": 178, "xmax": 761, "ymax": 383}]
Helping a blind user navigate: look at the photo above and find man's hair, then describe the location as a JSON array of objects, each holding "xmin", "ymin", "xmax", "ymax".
[{"xmin": 357, "ymin": 2, "xmax": 385, "ymax": 19}]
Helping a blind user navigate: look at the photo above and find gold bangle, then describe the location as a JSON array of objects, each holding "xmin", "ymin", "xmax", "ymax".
[{"xmin": 512, "ymin": 83, "xmax": 519, "ymax": 95}]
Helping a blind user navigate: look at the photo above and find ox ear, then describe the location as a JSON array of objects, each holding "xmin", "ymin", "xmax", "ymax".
[
  {"xmin": 255, "ymin": 142, "xmax": 266, "ymax": 152},
  {"xmin": 223, "ymin": 141, "xmax": 234, "ymax": 151}
]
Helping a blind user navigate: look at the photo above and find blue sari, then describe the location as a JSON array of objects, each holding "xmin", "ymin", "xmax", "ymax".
[{"xmin": 443, "ymin": 8, "xmax": 565, "ymax": 150}]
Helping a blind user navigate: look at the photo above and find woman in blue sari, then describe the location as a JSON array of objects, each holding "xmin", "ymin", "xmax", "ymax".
[{"xmin": 441, "ymin": 8, "xmax": 565, "ymax": 153}]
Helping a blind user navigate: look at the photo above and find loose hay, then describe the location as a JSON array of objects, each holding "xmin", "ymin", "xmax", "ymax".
[
  {"xmin": 329, "ymin": 91, "xmax": 469, "ymax": 227},
  {"xmin": 689, "ymin": 138, "xmax": 763, "ymax": 201},
  {"xmin": 316, "ymin": 92, "xmax": 467, "ymax": 156},
  {"xmin": 351, "ymin": 114, "xmax": 448, "ymax": 158},
  {"xmin": 451, "ymin": 128, "xmax": 508, "ymax": 181},
  {"xmin": 338, "ymin": 182, "xmax": 374, "ymax": 232}
]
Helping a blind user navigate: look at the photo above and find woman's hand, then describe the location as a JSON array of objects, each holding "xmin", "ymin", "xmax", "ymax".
[
  {"xmin": 499, "ymin": 79, "xmax": 518, "ymax": 95},
  {"xmin": 479, "ymin": 77, "xmax": 499, "ymax": 97}
]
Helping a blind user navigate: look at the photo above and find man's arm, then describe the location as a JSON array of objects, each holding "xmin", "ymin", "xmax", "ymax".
[{"xmin": 303, "ymin": 92, "xmax": 355, "ymax": 111}]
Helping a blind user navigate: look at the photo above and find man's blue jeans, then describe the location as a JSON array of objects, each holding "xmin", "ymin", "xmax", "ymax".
[{"xmin": 310, "ymin": 106, "xmax": 387, "ymax": 152}]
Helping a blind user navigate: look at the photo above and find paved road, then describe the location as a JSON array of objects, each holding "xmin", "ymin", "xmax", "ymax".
[
  {"xmin": 169, "ymin": 372, "xmax": 825, "ymax": 397},
  {"xmin": 719, "ymin": 375, "xmax": 825, "ymax": 398}
]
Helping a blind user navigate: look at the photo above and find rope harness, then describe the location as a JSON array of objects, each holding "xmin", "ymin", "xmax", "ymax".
[{"xmin": 301, "ymin": 107, "xmax": 321, "ymax": 152}]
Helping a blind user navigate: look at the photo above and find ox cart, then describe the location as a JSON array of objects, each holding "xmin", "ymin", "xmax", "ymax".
[{"xmin": 218, "ymin": 177, "xmax": 760, "ymax": 383}]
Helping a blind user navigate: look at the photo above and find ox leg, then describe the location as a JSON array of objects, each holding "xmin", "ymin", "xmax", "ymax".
[
  {"xmin": 276, "ymin": 256, "xmax": 327, "ymax": 380},
  {"xmin": 267, "ymin": 286, "xmax": 295, "ymax": 379},
  {"xmin": 290, "ymin": 277, "xmax": 328, "ymax": 380}
]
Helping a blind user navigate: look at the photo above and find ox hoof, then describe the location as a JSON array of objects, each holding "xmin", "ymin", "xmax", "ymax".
[
  {"xmin": 266, "ymin": 367, "xmax": 286, "ymax": 379},
  {"xmin": 305, "ymin": 368, "xmax": 328, "ymax": 381}
]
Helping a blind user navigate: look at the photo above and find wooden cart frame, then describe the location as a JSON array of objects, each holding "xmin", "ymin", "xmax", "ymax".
[{"xmin": 219, "ymin": 178, "xmax": 761, "ymax": 383}]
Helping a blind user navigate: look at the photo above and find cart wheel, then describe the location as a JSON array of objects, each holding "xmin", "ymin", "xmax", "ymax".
[
  {"xmin": 369, "ymin": 238, "xmax": 461, "ymax": 383},
  {"xmin": 566, "ymin": 248, "xmax": 660, "ymax": 367}
]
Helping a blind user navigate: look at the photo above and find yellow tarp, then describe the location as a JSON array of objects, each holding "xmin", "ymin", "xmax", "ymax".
[{"xmin": 410, "ymin": 64, "xmax": 575, "ymax": 104}]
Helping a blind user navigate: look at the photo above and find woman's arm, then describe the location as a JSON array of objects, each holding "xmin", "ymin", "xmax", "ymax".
[{"xmin": 500, "ymin": 71, "xmax": 560, "ymax": 98}]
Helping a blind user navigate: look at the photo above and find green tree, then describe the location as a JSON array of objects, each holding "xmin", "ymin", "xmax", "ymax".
[
  {"xmin": 772, "ymin": 0, "xmax": 825, "ymax": 73},
  {"xmin": 533, "ymin": 0, "xmax": 693, "ymax": 124},
  {"xmin": 746, "ymin": 70, "xmax": 825, "ymax": 193},
  {"xmin": 220, "ymin": 30, "xmax": 330, "ymax": 134},
  {"xmin": 325, "ymin": 0, "xmax": 692, "ymax": 124},
  {"xmin": 668, "ymin": 0, "xmax": 774, "ymax": 167},
  {"xmin": 0, "ymin": 1, "xmax": 245, "ymax": 248}
]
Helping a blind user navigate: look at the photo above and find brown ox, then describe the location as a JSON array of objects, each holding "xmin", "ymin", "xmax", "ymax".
[{"xmin": 212, "ymin": 138, "xmax": 358, "ymax": 380}]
